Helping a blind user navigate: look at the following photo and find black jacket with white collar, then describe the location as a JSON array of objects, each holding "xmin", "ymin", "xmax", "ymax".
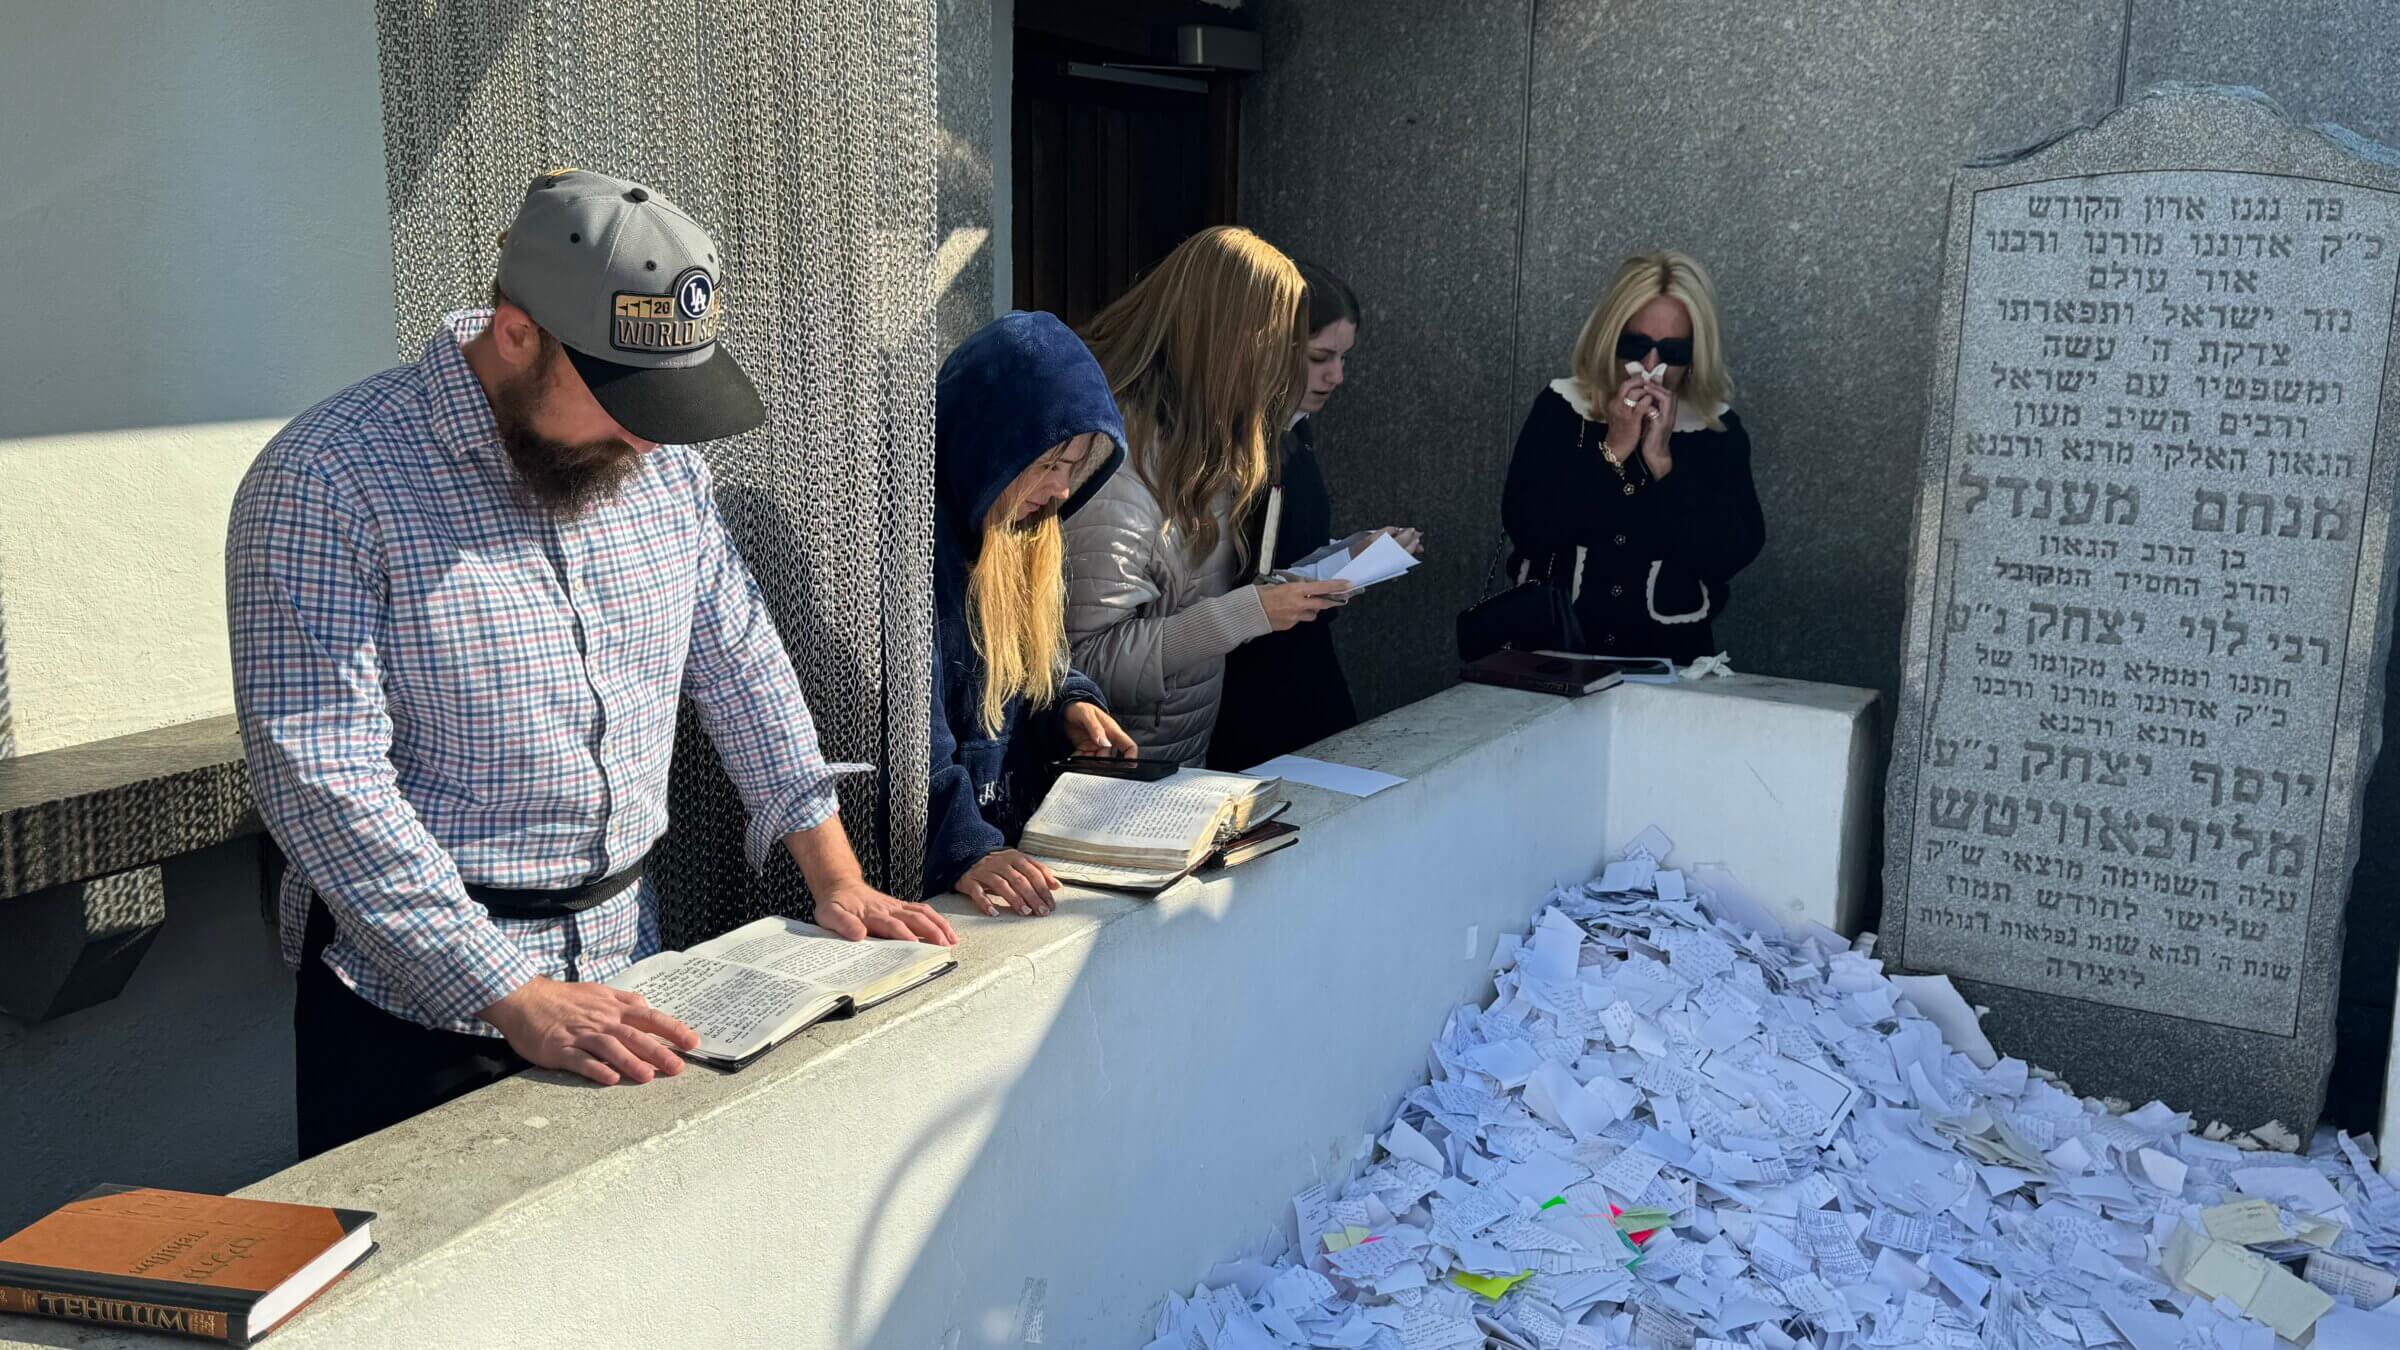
[{"xmin": 1500, "ymin": 378, "xmax": 1766, "ymax": 663}]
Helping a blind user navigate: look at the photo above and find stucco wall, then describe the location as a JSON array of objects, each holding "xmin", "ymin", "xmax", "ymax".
[{"xmin": 0, "ymin": 0, "xmax": 393, "ymax": 754}]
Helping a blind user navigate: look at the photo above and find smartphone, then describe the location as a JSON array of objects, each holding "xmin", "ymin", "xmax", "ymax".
[{"xmin": 1055, "ymin": 755, "xmax": 1177, "ymax": 782}]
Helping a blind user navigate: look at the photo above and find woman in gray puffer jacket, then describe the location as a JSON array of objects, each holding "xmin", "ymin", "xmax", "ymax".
[{"xmin": 1064, "ymin": 227, "xmax": 1352, "ymax": 766}]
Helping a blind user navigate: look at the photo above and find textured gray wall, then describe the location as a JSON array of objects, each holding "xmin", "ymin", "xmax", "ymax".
[
  {"xmin": 2127, "ymin": 2, "xmax": 2400, "ymax": 148},
  {"xmin": 1240, "ymin": 0, "xmax": 2399, "ymax": 1127},
  {"xmin": 1244, "ymin": 0, "xmax": 2121, "ymax": 717},
  {"xmin": 1243, "ymin": 2, "xmax": 1535, "ymax": 718}
]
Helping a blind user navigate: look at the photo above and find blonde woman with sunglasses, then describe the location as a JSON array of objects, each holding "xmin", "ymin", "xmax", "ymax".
[{"xmin": 1500, "ymin": 250, "xmax": 1765, "ymax": 663}]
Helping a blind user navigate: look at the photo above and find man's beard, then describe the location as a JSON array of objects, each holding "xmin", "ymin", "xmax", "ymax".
[{"xmin": 494, "ymin": 358, "xmax": 645, "ymax": 517}]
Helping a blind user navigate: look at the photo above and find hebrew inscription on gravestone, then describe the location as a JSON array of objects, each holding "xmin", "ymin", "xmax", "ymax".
[{"xmin": 1885, "ymin": 88, "xmax": 2400, "ymax": 1130}]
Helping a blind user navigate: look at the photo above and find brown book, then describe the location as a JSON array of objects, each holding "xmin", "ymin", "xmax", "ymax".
[
  {"xmin": 1460, "ymin": 650, "xmax": 1636, "ymax": 697},
  {"xmin": 0, "ymin": 1185, "xmax": 375, "ymax": 1346}
]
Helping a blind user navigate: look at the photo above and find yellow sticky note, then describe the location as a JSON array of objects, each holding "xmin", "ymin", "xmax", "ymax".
[
  {"xmin": 1321, "ymin": 1230, "xmax": 1355, "ymax": 1253},
  {"xmin": 1450, "ymin": 1269, "xmax": 1532, "ymax": 1300},
  {"xmin": 1344, "ymin": 1225, "xmax": 1371, "ymax": 1247}
]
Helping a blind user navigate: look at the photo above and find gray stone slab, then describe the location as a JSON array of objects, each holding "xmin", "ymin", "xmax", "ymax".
[
  {"xmin": 1241, "ymin": 0, "xmax": 1534, "ymax": 716},
  {"xmin": 1883, "ymin": 87, "xmax": 2400, "ymax": 1130}
]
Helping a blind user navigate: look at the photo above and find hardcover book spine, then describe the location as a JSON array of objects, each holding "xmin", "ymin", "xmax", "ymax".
[{"xmin": 0, "ymin": 1282, "xmax": 235, "ymax": 1343}]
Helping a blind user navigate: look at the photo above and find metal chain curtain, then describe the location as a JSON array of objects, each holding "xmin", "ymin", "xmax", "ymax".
[
  {"xmin": 0, "ymin": 589, "xmax": 15, "ymax": 758},
  {"xmin": 373, "ymin": 0, "xmax": 939, "ymax": 943}
]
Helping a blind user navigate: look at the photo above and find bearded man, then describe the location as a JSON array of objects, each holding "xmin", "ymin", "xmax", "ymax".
[{"xmin": 226, "ymin": 169, "xmax": 953, "ymax": 1159}]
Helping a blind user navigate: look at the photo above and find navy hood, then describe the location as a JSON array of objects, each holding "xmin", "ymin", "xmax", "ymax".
[{"xmin": 934, "ymin": 311, "xmax": 1125, "ymax": 564}]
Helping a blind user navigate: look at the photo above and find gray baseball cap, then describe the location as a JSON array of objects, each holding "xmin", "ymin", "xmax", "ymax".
[{"xmin": 495, "ymin": 168, "xmax": 764, "ymax": 445}]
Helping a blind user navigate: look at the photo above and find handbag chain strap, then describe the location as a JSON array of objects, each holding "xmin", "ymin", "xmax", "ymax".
[{"xmin": 1474, "ymin": 524, "xmax": 1514, "ymax": 602}]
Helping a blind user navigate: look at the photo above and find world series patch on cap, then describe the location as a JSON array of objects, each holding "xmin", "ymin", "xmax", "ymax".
[{"xmin": 495, "ymin": 168, "xmax": 765, "ymax": 445}]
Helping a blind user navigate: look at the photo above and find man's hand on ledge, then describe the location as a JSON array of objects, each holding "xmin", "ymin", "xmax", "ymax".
[
  {"xmin": 815, "ymin": 878, "xmax": 959, "ymax": 946},
  {"xmin": 782, "ymin": 812, "xmax": 958, "ymax": 946},
  {"xmin": 481, "ymin": 977, "xmax": 702, "ymax": 1086}
]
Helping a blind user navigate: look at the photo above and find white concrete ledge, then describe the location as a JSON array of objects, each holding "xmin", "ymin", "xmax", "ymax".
[{"xmin": 0, "ymin": 676, "xmax": 1877, "ymax": 1350}]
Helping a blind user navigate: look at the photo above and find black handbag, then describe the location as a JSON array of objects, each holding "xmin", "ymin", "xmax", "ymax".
[{"xmin": 1455, "ymin": 533, "xmax": 1585, "ymax": 663}]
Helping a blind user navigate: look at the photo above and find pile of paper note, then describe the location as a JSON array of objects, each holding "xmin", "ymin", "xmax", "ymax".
[{"xmin": 1147, "ymin": 836, "xmax": 2400, "ymax": 1350}]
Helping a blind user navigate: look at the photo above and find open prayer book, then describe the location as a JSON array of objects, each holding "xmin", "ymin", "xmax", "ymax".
[
  {"xmin": 1020, "ymin": 768, "xmax": 1291, "ymax": 893},
  {"xmin": 606, "ymin": 916, "xmax": 957, "ymax": 1070}
]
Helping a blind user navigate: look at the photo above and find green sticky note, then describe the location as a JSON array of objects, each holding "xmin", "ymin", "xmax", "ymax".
[
  {"xmin": 1613, "ymin": 1208, "xmax": 1673, "ymax": 1232},
  {"xmin": 1450, "ymin": 1269, "xmax": 1533, "ymax": 1300},
  {"xmin": 1540, "ymin": 1195, "xmax": 1567, "ymax": 1211}
]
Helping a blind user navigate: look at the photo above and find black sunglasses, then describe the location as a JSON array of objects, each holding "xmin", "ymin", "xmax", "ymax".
[{"xmin": 1615, "ymin": 329, "xmax": 1693, "ymax": 367}]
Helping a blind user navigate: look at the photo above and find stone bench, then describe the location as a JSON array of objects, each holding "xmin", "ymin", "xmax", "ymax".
[{"xmin": 0, "ymin": 715, "xmax": 257, "ymax": 1022}]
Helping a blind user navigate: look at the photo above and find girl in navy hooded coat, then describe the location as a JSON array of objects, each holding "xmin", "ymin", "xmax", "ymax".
[{"xmin": 925, "ymin": 312, "xmax": 1137, "ymax": 916}]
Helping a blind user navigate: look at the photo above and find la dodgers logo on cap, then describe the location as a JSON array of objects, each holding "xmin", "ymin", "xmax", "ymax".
[{"xmin": 676, "ymin": 268, "xmax": 714, "ymax": 321}]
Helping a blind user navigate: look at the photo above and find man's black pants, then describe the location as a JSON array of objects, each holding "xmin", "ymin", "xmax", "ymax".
[{"xmin": 294, "ymin": 898, "xmax": 529, "ymax": 1161}]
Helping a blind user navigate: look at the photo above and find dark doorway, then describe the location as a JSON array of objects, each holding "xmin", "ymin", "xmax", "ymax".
[{"xmin": 1011, "ymin": 23, "xmax": 1241, "ymax": 325}]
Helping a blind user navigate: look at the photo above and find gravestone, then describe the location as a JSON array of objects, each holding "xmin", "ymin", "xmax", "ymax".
[{"xmin": 1885, "ymin": 86, "xmax": 2400, "ymax": 1132}]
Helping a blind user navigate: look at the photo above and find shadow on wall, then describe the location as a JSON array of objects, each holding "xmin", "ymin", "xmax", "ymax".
[
  {"xmin": 835, "ymin": 893, "xmax": 1295, "ymax": 1348},
  {"xmin": 830, "ymin": 705, "xmax": 1623, "ymax": 1349},
  {"xmin": 0, "ymin": 839, "xmax": 293, "ymax": 1238},
  {"xmin": 844, "ymin": 845, "xmax": 1536, "ymax": 1335}
]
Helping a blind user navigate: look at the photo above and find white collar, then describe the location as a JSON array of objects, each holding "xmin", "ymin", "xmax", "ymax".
[{"xmin": 1550, "ymin": 376, "xmax": 1727, "ymax": 434}]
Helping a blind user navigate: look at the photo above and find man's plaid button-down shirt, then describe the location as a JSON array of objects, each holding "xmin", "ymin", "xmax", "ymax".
[{"xmin": 228, "ymin": 310, "xmax": 850, "ymax": 1035}]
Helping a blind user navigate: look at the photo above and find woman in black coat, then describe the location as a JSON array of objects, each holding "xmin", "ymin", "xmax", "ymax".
[
  {"xmin": 1210, "ymin": 263, "xmax": 1419, "ymax": 771},
  {"xmin": 1501, "ymin": 250, "xmax": 1764, "ymax": 663}
]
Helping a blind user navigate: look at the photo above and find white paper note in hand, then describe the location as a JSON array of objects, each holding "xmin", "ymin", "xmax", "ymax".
[
  {"xmin": 1292, "ymin": 532, "xmax": 1420, "ymax": 591},
  {"xmin": 1244, "ymin": 754, "xmax": 1406, "ymax": 798}
]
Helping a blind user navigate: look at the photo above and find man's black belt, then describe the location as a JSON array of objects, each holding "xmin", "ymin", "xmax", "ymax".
[{"xmin": 463, "ymin": 858, "xmax": 648, "ymax": 921}]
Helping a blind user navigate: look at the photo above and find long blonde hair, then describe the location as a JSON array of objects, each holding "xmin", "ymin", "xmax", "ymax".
[
  {"xmin": 1080, "ymin": 226, "xmax": 1307, "ymax": 565},
  {"xmin": 968, "ymin": 509, "xmax": 1069, "ymax": 737},
  {"xmin": 1570, "ymin": 251, "xmax": 1733, "ymax": 430}
]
